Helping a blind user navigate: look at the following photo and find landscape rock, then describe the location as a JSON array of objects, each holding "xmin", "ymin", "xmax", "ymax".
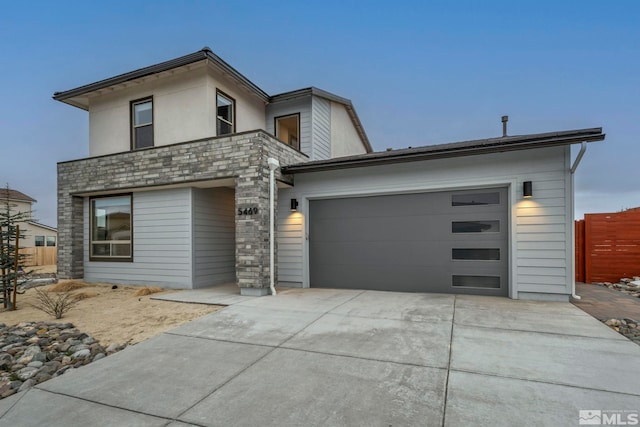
[
  {"xmin": 0, "ymin": 321, "xmax": 125, "ymax": 400},
  {"xmin": 602, "ymin": 317, "xmax": 640, "ymax": 346},
  {"xmin": 18, "ymin": 378, "xmax": 36, "ymax": 392}
]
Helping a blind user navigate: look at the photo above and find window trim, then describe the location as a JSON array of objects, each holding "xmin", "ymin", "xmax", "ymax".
[
  {"xmin": 130, "ymin": 96, "xmax": 154, "ymax": 150},
  {"xmin": 216, "ymin": 89, "xmax": 236, "ymax": 136},
  {"xmin": 89, "ymin": 194, "xmax": 133, "ymax": 262},
  {"xmin": 274, "ymin": 113, "xmax": 301, "ymax": 150}
]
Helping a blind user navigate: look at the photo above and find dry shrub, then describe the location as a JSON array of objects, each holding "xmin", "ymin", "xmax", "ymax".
[
  {"xmin": 133, "ymin": 286, "xmax": 164, "ymax": 297},
  {"xmin": 49, "ymin": 280, "xmax": 87, "ymax": 292},
  {"xmin": 73, "ymin": 291, "xmax": 98, "ymax": 301},
  {"xmin": 31, "ymin": 288, "xmax": 78, "ymax": 319}
]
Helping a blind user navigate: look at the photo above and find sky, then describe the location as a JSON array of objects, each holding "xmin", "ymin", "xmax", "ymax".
[{"xmin": 0, "ymin": 1, "xmax": 638, "ymax": 227}]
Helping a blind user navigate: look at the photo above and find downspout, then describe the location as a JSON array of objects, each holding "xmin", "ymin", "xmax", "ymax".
[
  {"xmin": 267, "ymin": 158, "xmax": 280, "ymax": 296},
  {"xmin": 570, "ymin": 142, "xmax": 587, "ymax": 300}
]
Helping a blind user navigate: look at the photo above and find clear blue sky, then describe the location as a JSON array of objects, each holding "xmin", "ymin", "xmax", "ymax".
[{"xmin": 1, "ymin": 1, "xmax": 638, "ymax": 227}]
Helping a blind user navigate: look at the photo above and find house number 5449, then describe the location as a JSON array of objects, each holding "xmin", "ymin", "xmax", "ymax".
[{"xmin": 238, "ymin": 207, "xmax": 259, "ymax": 216}]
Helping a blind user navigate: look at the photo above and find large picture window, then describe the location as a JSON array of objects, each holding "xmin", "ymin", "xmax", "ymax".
[
  {"xmin": 216, "ymin": 90, "xmax": 235, "ymax": 135},
  {"xmin": 90, "ymin": 195, "xmax": 132, "ymax": 261},
  {"xmin": 132, "ymin": 97, "xmax": 153, "ymax": 149}
]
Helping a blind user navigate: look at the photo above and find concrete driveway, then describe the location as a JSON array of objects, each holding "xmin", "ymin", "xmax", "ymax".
[{"xmin": 1, "ymin": 287, "xmax": 639, "ymax": 426}]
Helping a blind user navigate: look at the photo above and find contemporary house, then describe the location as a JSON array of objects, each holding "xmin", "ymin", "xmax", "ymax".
[
  {"xmin": 54, "ymin": 47, "xmax": 605, "ymax": 301},
  {"xmin": 1, "ymin": 188, "xmax": 57, "ymax": 249}
]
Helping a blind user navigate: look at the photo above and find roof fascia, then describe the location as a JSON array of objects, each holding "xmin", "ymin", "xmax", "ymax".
[
  {"xmin": 283, "ymin": 129, "xmax": 605, "ymax": 174},
  {"xmin": 53, "ymin": 48, "xmax": 269, "ymax": 109}
]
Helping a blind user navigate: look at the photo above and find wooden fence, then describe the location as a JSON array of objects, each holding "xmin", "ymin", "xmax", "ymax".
[
  {"xmin": 575, "ymin": 211, "xmax": 640, "ymax": 283},
  {"xmin": 18, "ymin": 247, "xmax": 57, "ymax": 267}
]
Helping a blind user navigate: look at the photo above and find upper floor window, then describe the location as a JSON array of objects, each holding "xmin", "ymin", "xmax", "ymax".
[
  {"xmin": 35, "ymin": 236, "xmax": 44, "ymax": 247},
  {"xmin": 46, "ymin": 236, "xmax": 56, "ymax": 247},
  {"xmin": 132, "ymin": 97, "xmax": 153, "ymax": 149},
  {"xmin": 216, "ymin": 90, "xmax": 235, "ymax": 135},
  {"xmin": 275, "ymin": 114, "xmax": 300, "ymax": 150}
]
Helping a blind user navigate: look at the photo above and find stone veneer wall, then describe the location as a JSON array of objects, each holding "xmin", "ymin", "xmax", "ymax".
[{"xmin": 57, "ymin": 131, "xmax": 308, "ymax": 291}]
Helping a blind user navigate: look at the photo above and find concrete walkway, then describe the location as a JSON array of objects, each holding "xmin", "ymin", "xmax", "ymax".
[{"xmin": 1, "ymin": 288, "xmax": 639, "ymax": 426}]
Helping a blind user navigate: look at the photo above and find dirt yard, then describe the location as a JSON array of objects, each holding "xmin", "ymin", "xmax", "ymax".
[{"xmin": 1, "ymin": 268, "xmax": 222, "ymax": 347}]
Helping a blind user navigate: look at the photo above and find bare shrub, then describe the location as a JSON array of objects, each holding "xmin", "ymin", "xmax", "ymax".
[
  {"xmin": 49, "ymin": 280, "xmax": 87, "ymax": 293},
  {"xmin": 31, "ymin": 288, "xmax": 78, "ymax": 319},
  {"xmin": 132, "ymin": 286, "xmax": 164, "ymax": 297}
]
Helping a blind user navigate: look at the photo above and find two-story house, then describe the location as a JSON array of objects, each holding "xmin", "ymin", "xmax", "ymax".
[
  {"xmin": 54, "ymin": 47, "xmax": 604, "ymax": 301},
  {"xmin": 1, "ymin": 188, "xmax": 57, "ymax": 249}
]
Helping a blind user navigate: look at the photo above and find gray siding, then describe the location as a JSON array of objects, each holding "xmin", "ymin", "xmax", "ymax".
[
  {"xmin": 84, "ymin": 188, "xmax": 193, "ymax": 288},
  {"xmin": 277, "ymin": 146, "xmax": 573, "ymax": 300},
  {"xmin": 192, "ymin": 187, "xmax": 236, "ymax": 287},
  {"xmin": 277, "ymin": 192, "xmax": 304, "ymax": 286},
  {"xmin": 266, "ymin": 97, "xmax": 312, "ymax": 156},
  {"xmin": 311, "ymin": 96, "xmax": 331, "ymax": 160}
]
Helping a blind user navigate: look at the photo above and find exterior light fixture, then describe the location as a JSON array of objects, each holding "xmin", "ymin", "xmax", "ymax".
[
  {"xmin": 290, "ymin": 198, "xmax": 299, "ymax": 211},
  {"xmin": 523, "ymin": 181, "xmax": 533, "ymax": 198}
]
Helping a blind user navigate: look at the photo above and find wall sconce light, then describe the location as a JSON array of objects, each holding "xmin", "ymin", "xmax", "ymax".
[
  {"xmin": 290, "ymin": 198, "xmax": 299, "ymax": 211},
  {"xmin": 523, "ymin": 181, "xmax": 533, "ymax": 198}
]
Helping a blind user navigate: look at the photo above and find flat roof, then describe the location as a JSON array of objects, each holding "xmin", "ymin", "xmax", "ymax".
[{"xmin": 282, "ymin": 127, "xmax": 605, "ymax": 174}]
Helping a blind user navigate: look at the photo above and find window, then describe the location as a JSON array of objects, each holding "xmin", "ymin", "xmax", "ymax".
[
  {"xmin": 90, "ymin": 195, "xmax": 132, "ymax": 261},
  {"xmin": 46, "ymin": 236, "xmax": 56, "ymax": 247},
  {"xmin": 452, "ymin": 220, "xmax": 500, "ymax": 233},
  {"xmin": 216, "ymin": 90, "xmax": 235, "ymax": 135},
  {"xmin": 132, "ymin": 98, "xmax": 153, "ymax": 149},
  {"xmin": 452, "ymin": 275, "xmax": 501, "ymax": 289},
  {"xmin": 452, "ymin": 248, "xmax": 500, "ymax": 260},
  {"xmin": 35, "ymin": 236, "xmax": 44, "ymax": 247},
  {"xmin": 452, "ymin": 192, "xmax": 500, "ymax": 206},
  {"xmin": 275, "ymin": 114, "xmax": 300, "ymax": 150}
]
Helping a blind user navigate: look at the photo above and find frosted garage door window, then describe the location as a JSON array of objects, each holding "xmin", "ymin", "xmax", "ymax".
[
  {"xmin": 452, "ymin": 192, "xmax": 500, "ymax": 206},
  {"xmin": 452, "ymin": 275, "xmax": 501, "ymax": 289}
]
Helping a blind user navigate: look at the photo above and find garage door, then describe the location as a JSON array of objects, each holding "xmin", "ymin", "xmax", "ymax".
[{"xmin": 309, "ymin": 188, "xmax": 508, "ymax": 296}]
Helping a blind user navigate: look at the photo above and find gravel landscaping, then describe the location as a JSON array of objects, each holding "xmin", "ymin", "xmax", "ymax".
[{"xmin": 0, "ymin": 321, "xmax": 127, "ymax": 399}]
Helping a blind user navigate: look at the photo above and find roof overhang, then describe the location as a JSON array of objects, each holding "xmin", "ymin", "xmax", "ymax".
[
  {"xmin": 282, "ymin": 127, "xmax": 605, "ymax": 174},
  {"xmin": 53, "ymin": 47, "xmax": 270, "ymax": 110}
]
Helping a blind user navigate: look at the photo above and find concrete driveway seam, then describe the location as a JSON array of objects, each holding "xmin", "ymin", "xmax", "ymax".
[
  {"xmin": 441, "ymin": 295, "xmax": 457, "ymax": 427},
  {"xmin": 30, "ymin": 387, "xmax": 174, "ymax": 423},
  {"xmin": 173, "ymin": 290, "xmax": 367, "ymax": 422},
  {"xmin": 452, "ymin": 322, "xmax": 628, "ymax": 341},
  {"xmin": 446, "ymin": 368, "xmax": 640, "ymax": 398}
]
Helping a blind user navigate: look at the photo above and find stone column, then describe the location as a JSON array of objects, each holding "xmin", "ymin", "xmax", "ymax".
[
  {"xmin": 57, "ymin": 193, "xmax": 84, "ymax": 279},
  {"xmin": 234, "ymin": 152, "xmax": 275, "ymax": 295}
]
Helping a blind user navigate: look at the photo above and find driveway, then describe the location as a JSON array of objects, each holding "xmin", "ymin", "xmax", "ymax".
[{"xmin": 1, "ymin": 288, "xmax": 639, "ymax": 426}]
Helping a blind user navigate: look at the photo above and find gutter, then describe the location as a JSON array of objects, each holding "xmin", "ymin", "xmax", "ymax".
[
  {"xmin": 283, "ymin": 130, "xmax": 605, "ymax": 174},
  {"xmin": 570, "ymin": 142, "xmax": 587, "ymax": 300}
]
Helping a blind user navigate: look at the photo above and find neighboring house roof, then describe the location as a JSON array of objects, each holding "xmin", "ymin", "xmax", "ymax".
[
  {"xmin": 28, "ymin": 221, "xmax": 57, "ymax": 232},
  {"xmin": 0, "ymin": 188, "xmax": 36, "ymax": 203},
  {"xmin": 270, "ymin": 87, "xmax": 372, "ymax": 153},
  {"xmin": 52, "ymin": 47, "xmax": 372, "ymax": 152},
  {"xmin": 282, "ymin": 127, "xmax": 605, "ymax": 174}
]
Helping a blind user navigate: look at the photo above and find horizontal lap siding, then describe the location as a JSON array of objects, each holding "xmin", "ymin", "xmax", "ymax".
[
  {"xmin": 193, "ymin": 187, "xmax": 235, "ymax": 287},
  {"xmin": 84, "ymin": 188, "xmax": 193, "ymax": 288},
  {"xmin": 277, "ymin": 189, "xmax": 304, "ymax": 285},
  {"xmin": 516, "ymin": 170, "xmax": 568, "ymax": 293}
]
